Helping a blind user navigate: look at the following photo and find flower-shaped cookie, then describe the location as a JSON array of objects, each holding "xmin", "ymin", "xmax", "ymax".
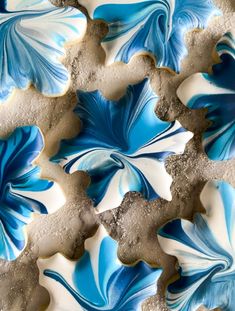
[
  {"xmin": 178, "ymin": 31, "xmax": 235, "ymax": 161},
  {"xmin": 0, "ymin": 126, "xmax": 65, "ymax": 261},
  {"xmin": 0, "ymin": 0, "xmax": 87, "ymax": 103},
  {"xmin": 79, "ymin": 0, "xmax": 219, "ymax": 72},
  {"xmin": 51, "ymin": 79, "xmax": 193, "ymax": 213},
  {"xmin": 38, "ymin": 225, "xmax": 162, "ymax": 310},
  {"xmin": 158, "ymin": 180, "xmax": 235, "ymax": 311}
]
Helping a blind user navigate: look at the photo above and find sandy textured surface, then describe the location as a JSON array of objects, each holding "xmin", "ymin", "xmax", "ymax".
[{"xmin": 0, "ymin": 0, "xmax": 235, "ymax": 310}]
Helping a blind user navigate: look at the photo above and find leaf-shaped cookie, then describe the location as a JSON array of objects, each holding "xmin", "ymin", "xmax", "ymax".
[
  {"xmin": 177, "ymin": 31, "xmax": 235, "ymax": 161},
  {"xmin": 0, "ymin": 0, "xmax": 87, "ymax": 103},
  {"xmin": 79, "ymin": 0, "xmax": 220, "ymax": 72},
  {"xmin": 158, "ymin": 180, "xmax": 235, "ymax": 311},
  {"xmin": 51, "ymin": 79, "xmax": 193, "ymax": 213},
  {"xmin": 0, "ymin": 126, "xmax": 65, "ymax": 261},
  {"xmin": 38, "ymin": 225, "xmax": 162, "ymax": 310}
]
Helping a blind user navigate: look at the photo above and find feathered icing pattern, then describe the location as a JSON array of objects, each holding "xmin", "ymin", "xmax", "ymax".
[
  {"xmin": 0, "ymin": 0, "xmax": 87, "ymax": 103},
  {"xmin": 158, "ymin": 180, "xmax": 235, "ymax": 311},
  {"xmin": 51, "ymin": 79, "xmax": 193, "ymax": 213},
  {"xmin": 38, "ymin": 225, "xmax": 162, "ymax": 311},
  {"xmin": 0, "ymin": 126, "xmax": 65, "ymax": 261},
  {"xmin": 177, "ymin": 31, "xmax": 235, "ymax": 161},
  {"xmin": 79, "ymin": 0, "xmax": 220, "ymax": 72}
]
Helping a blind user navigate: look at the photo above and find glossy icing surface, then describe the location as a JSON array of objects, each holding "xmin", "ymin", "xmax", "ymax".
[
  {"xmin": 51, "ymin": 79, "xmax": 193, "ymax": 213},
  {"xmin": 79, "ymin": 0, "xmax": 219, "ymax": 72},
  {"xmin": 38, "ymin": 225, "xmax": 162, "ymax": 311},
  {"xmin": 158, "ymin": 180, "xmax": 235, "ymax": 311},
  {"xmin": 0, "ymin": 126, "xmax": 65, "ymax": 261},
  {"xmin": 177, "ymin": 31, "xmax": 235, "ymax": 161},
  {"xmin": 0, "ymin": 0, "xmax": 87, "ymax": 103}
]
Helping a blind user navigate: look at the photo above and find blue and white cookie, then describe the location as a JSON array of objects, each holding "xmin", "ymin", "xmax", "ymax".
[
  {"xmin": 0, "ymin": 126, "xmax": 65, "ymax": 261},
  {"xmin": 0, "ymin": 0, "xmax": 87, "ymax": 103},
  {"xmin": 158, "ymin": 180, "xmax": 235, "ymax": 311},
  {"xmin": 79, "ymin": 0, "xmax": 220, "ymax": 72},
  {"xmin": 38, "ymin": 225, "xmax": 162, "ymax": 311},
  {"xmin": 51, "ymin": 79, "xmax": 193, "ymax": 213},
  {"xmin": 177, "ymin": 31, "xmax": 235, "ymax": 161}
]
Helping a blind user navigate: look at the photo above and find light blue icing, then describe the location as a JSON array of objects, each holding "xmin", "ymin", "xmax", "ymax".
[
  {"xmin": 158, "ymin": 180, "xmax": 235, "ymax": 311},
  {"xmin": 186, "ymin": 32, "xmax": 235, "ymax": 161},
  {"xmin": 0, "ymin": 0, "xmax": 86, "ymax": 103},
  {"xmin": 81, "ymin": 0, "xmax": 220, "ymax": 72},
  {"xmin": 51, "ymin": 79, "xmax": 192, "ymax": 212},
  {"xmin": 0, "ymin": 126, "xmax": 56, "ymax": 261},
  {"xmin": 44, "ymin": 226, "xmax": 162, "ymax": 310}
]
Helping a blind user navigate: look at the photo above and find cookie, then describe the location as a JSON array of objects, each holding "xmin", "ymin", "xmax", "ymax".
[
  {"xmin": 38, "ymin": 225, "xmax": 162, "ymax": 310},
  {"xmin": 158, "ymin": 180, "xmax": 235, "ymax": 311},
  {"xmin": 177, "ymin": 31, "xmax": 235, "ymax": 161},
  {"xmin": 79, "ymin": 0, "xmax": 220, "ymax": 72},
  {"xmin": 0, "ymin": 126, "xmax": 65, "ymax": 261},
  {"xmin": 0, "ymin": 0, "xmax": 87, "ymax": 103},
  {"xmin": 51, "ymin": 79, "xmax": 193, "ymax": 213}
]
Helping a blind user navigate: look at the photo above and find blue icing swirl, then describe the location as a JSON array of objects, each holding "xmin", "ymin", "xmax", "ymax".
[
  {"xmin": 0, "ymin": 126, "xmax": 59, "ymax": 261},
  {"xmin": 0, "ymin": 0, "xmax": 87, "ymax": 103},
  {"xmin": 158, "ymin": 180, "xmax": 235, "ymax": 311},
  {"xmin": 42, "ymin": 226, "xmax": 162, "ymax": 310},
  {"xmin": 80, "ymin": 0, "xmax": 220, "ymax": 72},
  {"xmin": 179, "ymin": 31, "xmax": 235, "ymax": 161},
  {"xmin": 51, "ymin": 79, "xmax": 193, "ymax": 213}
]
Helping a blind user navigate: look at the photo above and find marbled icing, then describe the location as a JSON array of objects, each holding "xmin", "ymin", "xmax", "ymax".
[
  {"xmin": 177, "ymin": 31, "xmax": 235, "ymax": 161},
  {"xmin": 158, "ymin": 180, "xmax": 235, "ymax": 311},
  {"xmin": 51, "ymin": 79, "xmax": 193, "ymax": 213},
  {"xmin": 79, "ymin": 0, "xmax": 220, "ymax": 72},
  {"xmin": 38, "ymin": 225, "xmax": 162, "ymax": 311},
  {"xmin": 0, "ymin": 0, "xmax": 87, "ymax": 103},
  {"xmin": 0, "ymin": 126, "xmax": 65, "ymax": 261}
]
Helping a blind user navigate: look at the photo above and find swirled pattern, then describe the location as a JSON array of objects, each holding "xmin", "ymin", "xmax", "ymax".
[
  {"xmin": 51, "ymin": 79, "xmax": 193, "ymax": 213},
  {"xmin": 158, "ymin": 180, "xmax": 235, "ymax": 311},
  {"xmin": 0, "ymin": 0, "xmax": 87, "ymax": 103},
  {"xmin": 177, "ymin": 31, "xmax": 235, "ymax": 161},
  {"xmin": 0, "ymin": 126, "xmax": 65, "ymax": 261},
  {"xmin": 79, "ymin": 0, "xmax": 219, "ymax": 72},
  {"xmin": 38, "ymin": 225, "xmax": 162, "ymax": 311}
]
